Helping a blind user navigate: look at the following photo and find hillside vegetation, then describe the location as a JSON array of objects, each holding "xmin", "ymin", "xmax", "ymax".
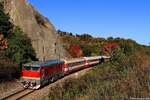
[
  {"xmin": 0, "ymin": 3, "xmax": 36, "ymax": 81},
  {"xmin": 45, "ymin": 30, "xmax": 150, "ymax": 99}
]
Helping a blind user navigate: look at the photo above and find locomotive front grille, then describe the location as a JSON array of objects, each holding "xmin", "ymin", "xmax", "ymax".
[{"xmin": 22, "ymin": 78, "xmax": 41, "ymax": 88}]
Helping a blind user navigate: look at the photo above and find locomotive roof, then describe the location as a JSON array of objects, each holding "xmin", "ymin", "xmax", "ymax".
[
  {"xmin": 23, "ymin": 60, "xmax": 64, "ymax": 67},
  {"xmin": 84, "ymin": 56, "xmax": 110, "ymax": 60}
]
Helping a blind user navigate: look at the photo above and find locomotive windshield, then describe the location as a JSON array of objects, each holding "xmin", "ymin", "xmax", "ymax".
[
  {"xmin": 23, "ymin": 66, "xmax": 31, "ymax": 71},
  {"xmin": 32, "ymin": 67, "xmax": 40, "ymax": 72},
  {"xmin": 23, "ymin": 66, "xmax": 40, "ymax": 72}
]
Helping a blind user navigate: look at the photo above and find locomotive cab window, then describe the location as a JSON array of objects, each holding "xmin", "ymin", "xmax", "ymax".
[
  {"xmin": 32, "ymin": 67, "xmax": 40, "ymax": 72},
  {"xmin": 23, "ymin": 66, "xmax": 31, "ymax": 71}
]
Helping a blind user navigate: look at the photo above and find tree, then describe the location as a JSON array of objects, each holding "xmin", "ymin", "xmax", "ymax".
[
  {"xmin": 0, "ymin": 3, "xmax": 12, "ymax": 50},
  {"xmin": 103, "ymin": 41, "xmax": 119, "ymax": 56},
  {"xmin": 75, "ymin": 34, "xmax": 80, "ymax": 38},
  {"xmin": 5, "ymin": 27, "xmax": 37, "ymax": 65},
  {"xmin": 80, "ymin": 34, "xmax": 92, "ymax": 39},
  {"xmin": 0, "ymin": 3, "xmax": 13, "ymax": 37},
  {"xmin": 69, "ymin": 44, "xmax": 83, "ymax": 58},
  {"xmin": 81, "ymin": 45, "xmax": 92, "ymax": 57},
  {"xmin": 69, "ymin": 32, "xmax": 73, "ymax": 36},
  {"xmin": 107, "ymin": 37, "xmax": 114, "ymax": 41}
]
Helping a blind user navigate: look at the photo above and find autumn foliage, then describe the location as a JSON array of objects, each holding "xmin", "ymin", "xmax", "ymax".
[
  {"xmin": 69, "ymin": 45, "xmax": 83, "ymax": 58},
  {"xmin": 0, "ymin": 33, "xmax": 8, "ymax": 50},
  {"xmin": 103, "ymin": 42, "xmax": 119, "ymax": 56}
]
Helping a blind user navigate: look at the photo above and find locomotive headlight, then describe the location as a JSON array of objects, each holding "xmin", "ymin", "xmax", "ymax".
[
  {"xmin": 31, "ymin": 82, "xmax": 36, "ymax": 86},
  {"xmin": 23, "ymin": 81, "xmax": 29, "ymax": 88},
  {"xmin": 21, "ymin": 81, "xmax": 26, "ymax": 85}
]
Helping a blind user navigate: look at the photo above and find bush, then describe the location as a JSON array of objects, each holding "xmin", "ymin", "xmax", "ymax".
[{"xmin": 0, "ymin": 58, "xmax": 18, "ymax": 81}]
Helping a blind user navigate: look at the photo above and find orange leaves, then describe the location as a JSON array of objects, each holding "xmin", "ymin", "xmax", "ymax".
[
  {"xmin": 103, "ymin": 42, "xmax": 119, "ymax": 56},
  {"xmin": 69, "ymin": 45, "xmax": 83, "ymax": 58}
]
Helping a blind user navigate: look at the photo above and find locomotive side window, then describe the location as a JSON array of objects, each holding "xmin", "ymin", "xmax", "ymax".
[{"xmin": 32, "ymin": 67, "xmax": 40, "ymax": 72}]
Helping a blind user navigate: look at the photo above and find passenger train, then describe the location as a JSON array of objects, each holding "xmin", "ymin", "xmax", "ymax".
[{"xmin": 21, "ymin": 56, "xmax": 110, "ymax": 89}]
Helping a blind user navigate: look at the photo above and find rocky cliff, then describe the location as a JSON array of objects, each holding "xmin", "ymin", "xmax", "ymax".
[{"xmin": 1, "ymin": 0, "xmax": 69, "ymax": 61}]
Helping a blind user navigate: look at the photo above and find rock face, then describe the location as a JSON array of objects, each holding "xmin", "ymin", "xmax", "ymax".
[{"xmin": 1, "ymin": 0, "xmax": 70, "ymax": 61}]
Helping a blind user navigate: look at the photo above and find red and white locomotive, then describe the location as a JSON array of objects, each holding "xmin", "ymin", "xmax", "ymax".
[{"xmin": 21, "ymin": 56, "xmax": 110, "ymax": 89}]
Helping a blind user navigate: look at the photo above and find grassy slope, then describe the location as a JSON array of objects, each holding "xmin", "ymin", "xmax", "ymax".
[{"xmin": 46, "ymin": 54, "xmax": 150, "ymax": 100}]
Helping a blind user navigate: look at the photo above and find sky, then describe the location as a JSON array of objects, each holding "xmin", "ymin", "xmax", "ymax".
[{"xmin": 28, "ymin": 0, "xmax": 150, "ymax": 45}]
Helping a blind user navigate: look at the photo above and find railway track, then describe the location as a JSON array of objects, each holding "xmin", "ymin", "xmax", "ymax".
[
  {"xmin": 21, "ymin": 67, "xmax": 93, "ymax": 100},
  {"xmin": 0, "ymin": 67, "xmax": 92, "ymax": 100},
  {"xmin": 1, "ymin": 89, "xmax": 34, "ymax": 100}
]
